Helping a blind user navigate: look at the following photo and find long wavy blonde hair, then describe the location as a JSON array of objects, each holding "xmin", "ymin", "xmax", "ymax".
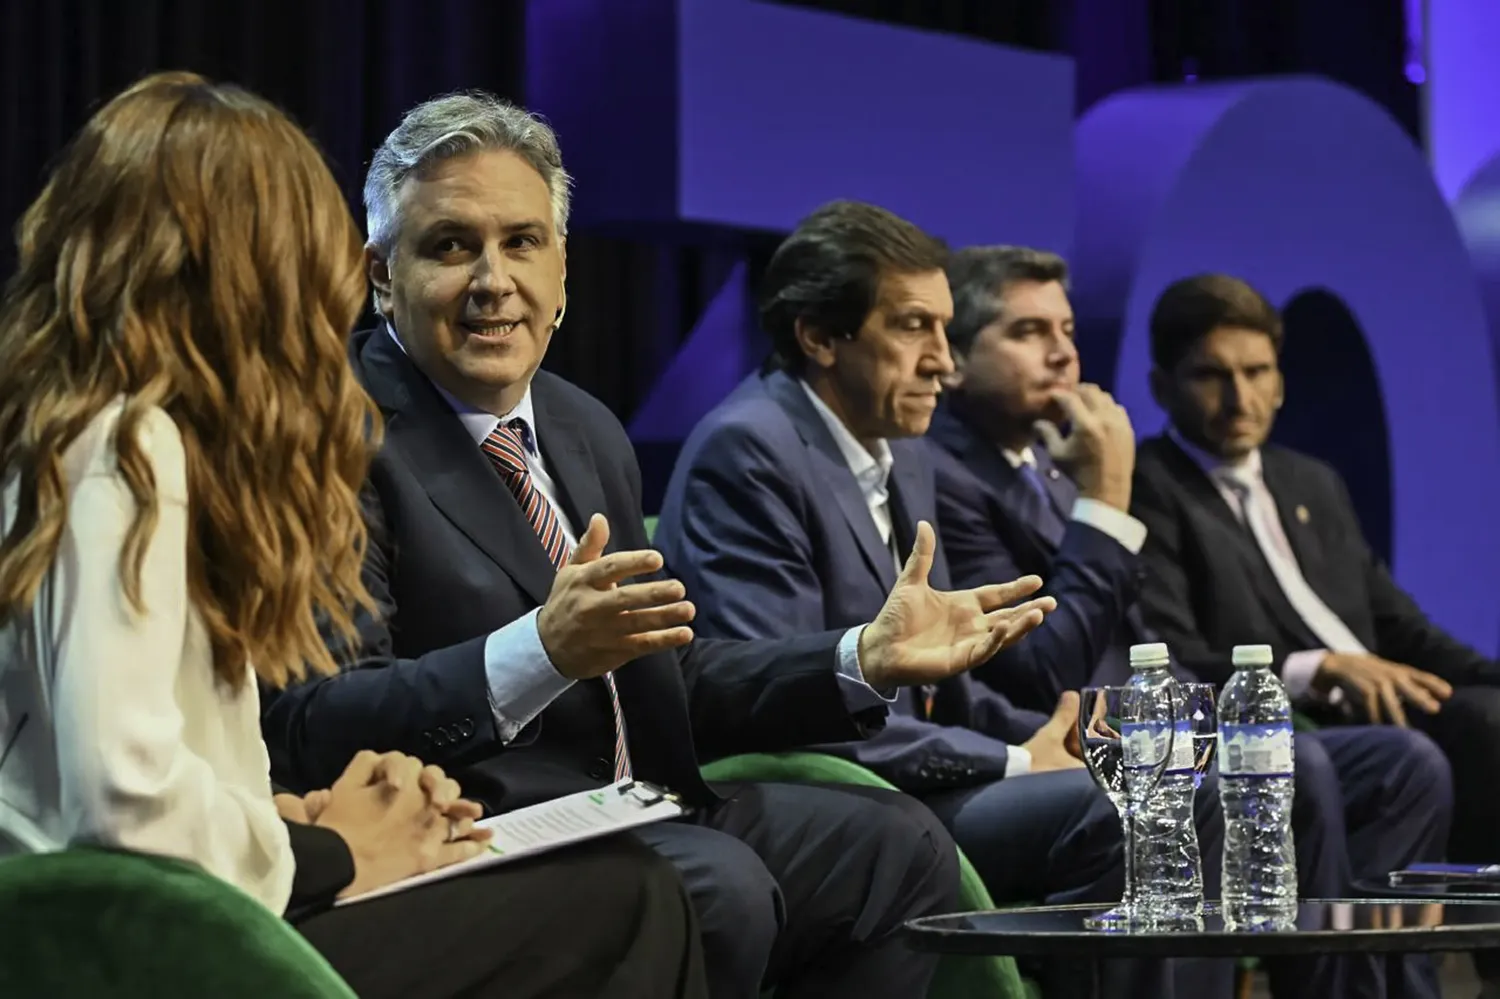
[{"xmin": 0, "ymin": 72, "xmax": 380, "ymax": 690}]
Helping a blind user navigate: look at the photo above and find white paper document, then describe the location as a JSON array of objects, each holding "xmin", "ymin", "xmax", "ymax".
[{"xmin": 336, "ymin": 780, "xmax": 685, "ymax": 906}]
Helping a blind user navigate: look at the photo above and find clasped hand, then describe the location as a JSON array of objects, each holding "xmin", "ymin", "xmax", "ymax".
[
  {"xmin": 274, "ymin": 750, "xmax": 491, "ymax": 898},
  {"xmin": 1315, "ymin": 652, "xmax": 1452, "ymax": 727}
]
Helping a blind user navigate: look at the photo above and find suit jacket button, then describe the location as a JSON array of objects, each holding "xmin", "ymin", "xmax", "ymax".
[
  {"xmin": 457, "ymin": 719, "xmax": 475, "ymax": 740},
  {"xmin": 588, "ymin": 758, "xmax": 610, "ymax": 781}
]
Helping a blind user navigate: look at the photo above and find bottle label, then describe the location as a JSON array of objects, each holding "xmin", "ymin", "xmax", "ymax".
[
  {"xmin": 1122, "ymin": 719, "xmax": 1195, "ymax": 773},
  {"xmin": 1219, "ymin": 722, "xmax": 1294, "ymax": 777}
]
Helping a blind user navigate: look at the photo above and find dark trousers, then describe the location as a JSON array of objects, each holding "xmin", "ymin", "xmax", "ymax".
[
  {"xmin": 635, "ymin": 781, "xmax": 961, "ymax": 999},
  {"xmin": 924, "ymin": 767, "xmax": 1233, "ymax": 999},
  {"xmin": 293, "ymin": 835, "xmax": 708, "ymax": 999},
  {"xmin": 1266, "ymin": 727, "xmax": 1452, "ymax": 999},
  {"xmin": 1410, "ymin": 685, "xmax": 1500, "ymax": 984}
]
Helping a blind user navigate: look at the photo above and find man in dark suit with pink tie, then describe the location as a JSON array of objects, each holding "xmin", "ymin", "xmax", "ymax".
[{"xmin": 260, "ymin": 92, "xmax": 1057, "ymax": 999}]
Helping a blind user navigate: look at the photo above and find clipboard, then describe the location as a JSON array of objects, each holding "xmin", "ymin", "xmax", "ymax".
[
  {"xmin": 1390, "ymin": 863, "xmax": 1500, "ymax": 888},
  {"xmin": 337, "ymin": 780, "xmax": 686, "ymax": 906}
]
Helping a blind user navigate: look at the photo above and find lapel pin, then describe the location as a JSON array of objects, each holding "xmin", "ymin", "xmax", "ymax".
[
  {"xmin": 1046, "ymin": 467, "xmax": 1060, "ymax": 480},
  {"xmin": 1295, "ymin": 504, "xmax": 1310, "ymax": 524}
]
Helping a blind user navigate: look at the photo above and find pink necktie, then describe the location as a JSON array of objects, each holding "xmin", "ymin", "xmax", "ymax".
[{"xmin": 482, "ymin": 420, "xmax": 632, "ymax": 782}]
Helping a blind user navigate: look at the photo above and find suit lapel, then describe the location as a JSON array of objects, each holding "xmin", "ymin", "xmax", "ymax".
[
  {"xmin": 929, "ymin": 408, "xmax": 1062, "ymax": 561},
  {"xmin": 1031, "ymin": 445, "xmax": 1078, "ymax": 523},
  {"xmin": 1259, "ymin": 450, "xmax": 1323, "ymax": 586},
  {"xmin": 358, "ymin": 328, "xmax": 558, "ymax": 608},
  {"xmin": 1153, "ymin": 438, "xmax": 1319, "ymax": 646},
  {"xmin": 765, "ymin": 371, "xmax": 897, "ymax": 589},
  {"xmin": 531, "ymin": 383, "xmax": 612, "ymax": 543},
  {"xmin": 888, "ymin": 441, "xmax": 932, "ymax": 563}
]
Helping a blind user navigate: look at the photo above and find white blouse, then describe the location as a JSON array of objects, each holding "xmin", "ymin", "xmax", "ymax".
[{"xmin": 0, "ymin": 400, "xmax": 294, "ymax": 913}]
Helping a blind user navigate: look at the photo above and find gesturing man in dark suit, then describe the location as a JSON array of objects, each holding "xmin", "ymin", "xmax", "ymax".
[
  {"xmin": 656, "ymin": 201, "xmax": 1218, "ymax": 999},
  {"xmin": 1131, "ymin": 272, "xmax": 1495, "ymax": 874},
  {"xmin": 933, "ymin": 249, "xmax": 1452, "ymax": 999},
  {"xmin": 260, "ymin": 93, "xmax": 1054, "ymax": 999}
]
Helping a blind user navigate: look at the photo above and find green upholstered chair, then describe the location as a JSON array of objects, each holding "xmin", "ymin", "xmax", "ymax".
[
  {"xmin": 702, "ymin": 752, "xmax": 1038, "ymax": 999},
  {"xmin": 0, "ymin": 849, "xmax": 356, "ymax": 998}
]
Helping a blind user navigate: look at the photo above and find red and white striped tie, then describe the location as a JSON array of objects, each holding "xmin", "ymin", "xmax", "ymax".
[{"xmin": 481, "ymin": 419, "xmax": 632, "ymax": 782}]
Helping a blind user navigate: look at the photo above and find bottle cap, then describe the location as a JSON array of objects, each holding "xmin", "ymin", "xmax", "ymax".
[
  {"xmin": 1128, "ymin": 642, "xmax": 1170, "ymax": 669},
  {"xmin": 1231, "ymin": 644, "xmax": 1274, "ymax": 667}
]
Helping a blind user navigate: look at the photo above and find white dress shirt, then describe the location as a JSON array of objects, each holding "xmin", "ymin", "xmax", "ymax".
[
  {"xmin": 1000, "ymin": 445, "xmax": 1148, "ymax": 555},
  {"xmin": 799, "ymin": 383, "xmax": 1035, "ymax": 775},
  {"xmin": 0, "ymin": 402, "xmax": 294, "ymax": 914},
  {"xmin": 1167, "ymin": 428, "xmax": 1358, "ymax": 700},
  {"xmin": 386, "ymin": 326, "xmax": 887, "ymax": 744}
]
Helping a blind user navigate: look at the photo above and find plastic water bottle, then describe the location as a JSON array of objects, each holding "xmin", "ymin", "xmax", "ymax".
[
  {"xmin": 1124, "ymin": 642, "xmax": 1203, "ymax": 925},
  {"xmin": 1218, "ymin": 644, "xmax": 1298, "ymax": 932}
]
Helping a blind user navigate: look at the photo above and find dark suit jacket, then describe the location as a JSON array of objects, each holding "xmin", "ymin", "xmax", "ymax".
[
  {"xmin": 1130, "ymin": 433, "xmax": 1500, "ymax": 689},
  {"xmin": 926, "ymin": 405, "xmax": 1148, "ymax": 708},
  {"xmin": 261, "ymin": 328, "xmax": 879, "ymax": 811},
  {"xmin": 655, "ymin": 369, "xmax": 1047, "ymax": 794}
]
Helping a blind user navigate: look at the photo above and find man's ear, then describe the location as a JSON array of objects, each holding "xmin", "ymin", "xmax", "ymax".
[
  {"xmin": 365, "ymin": 243, "xmax": 394, "ymax": 322},
  {"xmin": 793, "ymin": 316, "xmax": 839, "ymax": 370}
]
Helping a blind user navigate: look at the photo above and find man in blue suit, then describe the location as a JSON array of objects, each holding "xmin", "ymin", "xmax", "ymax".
[
  {"xmin": 658, "ymin": 201, "xmax": 1226, "ymax": 999},
  {"xmin": 931, "ymin": 245, "xmax": 1452, "ymax": 999}
]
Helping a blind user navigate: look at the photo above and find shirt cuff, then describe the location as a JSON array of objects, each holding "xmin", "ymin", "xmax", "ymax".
[
  {"xmin": 1282, "ymin": 649, "xmax": 1339, "ymax": 703},
  {"xmin": 484, "ymin": 608, "xmax": 576, "ymax": 743},
  {"xmin": 1004, "ymin": 744, "xmax": 1033, "ymax": 777},
  {"xmin": 1069, "ymin": 498, "xmax": 1148, "ymax": 554},
  {"xmin": 837, "ymin": 625, "xmax": 899, "ymax": 709}
]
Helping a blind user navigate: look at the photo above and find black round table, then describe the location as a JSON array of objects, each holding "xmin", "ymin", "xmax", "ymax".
[{"xmin": 905, "ymin": 899, "xmax": 1500, "ymax": 999}]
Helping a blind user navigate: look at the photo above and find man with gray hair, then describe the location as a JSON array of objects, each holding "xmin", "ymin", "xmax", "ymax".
[{"xmin": 262, "ymin": 93, "xmax": 1059, "ymax": 999}]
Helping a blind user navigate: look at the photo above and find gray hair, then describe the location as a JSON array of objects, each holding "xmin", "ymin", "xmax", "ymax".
[
  {"xmin": 363, "ymin": 91, "xmax": 573, "ymax": 252},
  {"xmin": 945, "ymin": 245, "xmax": 1070, "ymax": 353}
]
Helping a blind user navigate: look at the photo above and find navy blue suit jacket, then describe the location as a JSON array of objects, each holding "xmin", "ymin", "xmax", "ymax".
[
  {"xmin": 925, "ymin": 405, "xmax": 1149, "ymax": 708},
  {"xmin": 261, "ymin": 329, "xmax": 878, "ymax": 811},
  {"xmin": 1131, "ymin": 434, "xmax": 1500, "ymax": 689},
  {"xmin": 656, "ymin": 369, "xmax": 1047, "ymax": 794}
]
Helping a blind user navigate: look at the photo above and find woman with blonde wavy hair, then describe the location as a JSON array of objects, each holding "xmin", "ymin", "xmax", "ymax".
[{"xmin": 0, "ymin": 73, "xmax": 705, "ymax": 999}]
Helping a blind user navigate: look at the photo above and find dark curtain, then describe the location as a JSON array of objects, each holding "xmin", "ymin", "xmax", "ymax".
[
  {"xmin": 0, "ymin": 0, "xmax": 1414, "ymax": 422},
  {"xmin": 0, "ymin": 0, "xmax": 674, "ymax": 417}
]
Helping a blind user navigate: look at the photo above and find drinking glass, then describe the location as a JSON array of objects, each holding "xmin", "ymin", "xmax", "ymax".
[
  {"xmin": 1180, "ymin": 682, "xmax": 1218, "ymax": 788},
  {"xmin": 1079, "ymin": 685, "xmax": 1176, "ymax": 930}
]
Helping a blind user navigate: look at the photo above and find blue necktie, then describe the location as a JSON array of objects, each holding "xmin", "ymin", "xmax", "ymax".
[{"xmin": 1019, "ymin": 459, "xmax": 1068, "ymax": 545}]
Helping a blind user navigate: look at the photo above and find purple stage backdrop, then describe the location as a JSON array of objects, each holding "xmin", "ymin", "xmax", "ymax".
[{"xmin": 528, "ymin": 0, "xmax": 1500, "ymax": 654}]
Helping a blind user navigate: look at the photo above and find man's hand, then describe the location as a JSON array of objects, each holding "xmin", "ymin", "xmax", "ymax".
[
  {"xmin": 1033, "ymin": 384, "xmax": 1135, "ymax": 511},
  {"xmin": 1314, "ymin": 652, "xmax": 1451, "ymax": 727},
  {"xmin": 314, "ymin": 751, "xmax": 492, "ymax": 899},
  {"xmin": 537, "ymin": 514, "xmax": 696, "ymax": 679},
  {"xmin": 858, "ymin": 522, "xmax": 1056, "ymax": 689},
  {"xmin": 273, "ymin": 793, "xmax": 312, "ymax": 824},
  {"xmin": 1021, "ymin": 692, "xmax": 1087, "ymax": 773}
]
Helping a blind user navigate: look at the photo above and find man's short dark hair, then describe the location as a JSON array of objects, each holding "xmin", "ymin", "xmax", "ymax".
[
  {"xmin": 1150, "ymin": 274, "xmax": 1283, "ymax": 371},
  {"xmin": 759, "ymin": 200, "xmax": 948, "ymax": 372},
  {"xmin": 945, "ymin": 245, "xmax": 1069, "ymax": 354}
]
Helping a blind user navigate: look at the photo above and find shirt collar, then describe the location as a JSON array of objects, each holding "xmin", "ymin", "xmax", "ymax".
[
  {"xmin": 1001, "ymin": 445, "xmax": 1037, "ymax": 469},
  {"xmin": 1166, "ymin": 424, "xmax": 1261, "ymax": 484},
  {"xmin": 385, "ymin": 321, "xmax": 540, "ymax": 455},
  {"xmin": 798, "ymin": 379, "xmax": 894, "ymax": 497}
]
